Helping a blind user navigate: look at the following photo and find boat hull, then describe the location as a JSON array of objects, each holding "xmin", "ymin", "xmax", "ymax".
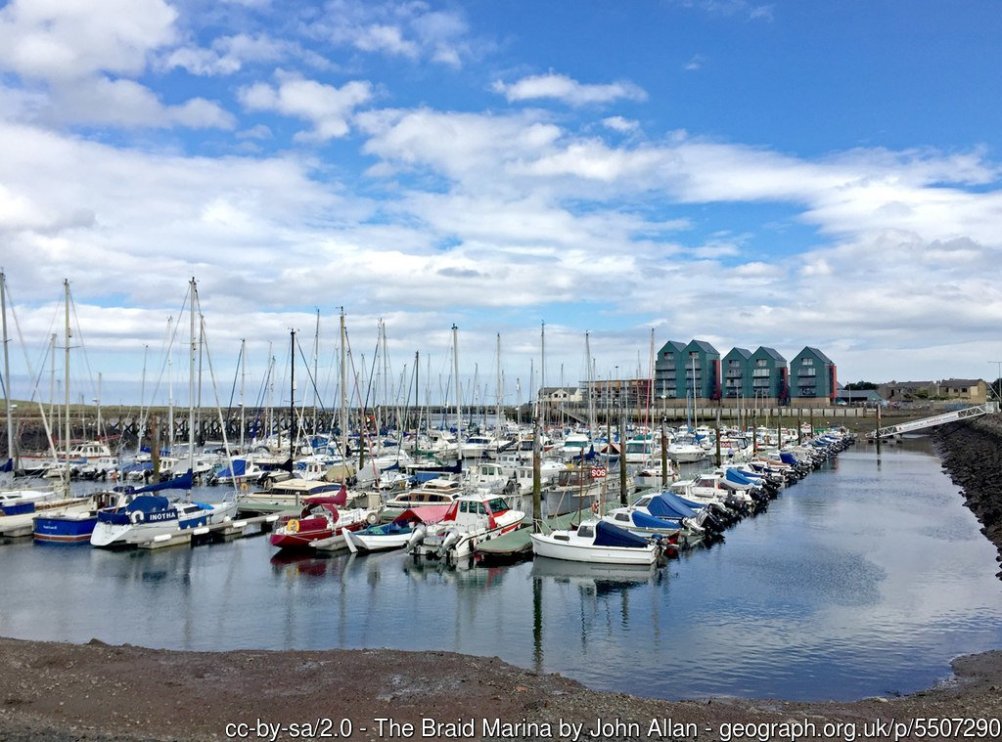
[
  {"xmin": 530, "ymin": 533, "xmax": 657, "ymax": 565},
  {"xmin": 33, "ymin": 513, "xmax": 98, "ymax": 543}
]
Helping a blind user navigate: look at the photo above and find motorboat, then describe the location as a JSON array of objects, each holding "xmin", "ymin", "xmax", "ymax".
[
  {"xmin": 408, "ymin": 493, "xmax": 525, "ymax": 566},
  {"xmin": 344, "ymin": 504, "xmax": 451, "ymax": 553},
  {"xmin": 530, "ymin": 519, "xmax": 661, "ymax": 565}
]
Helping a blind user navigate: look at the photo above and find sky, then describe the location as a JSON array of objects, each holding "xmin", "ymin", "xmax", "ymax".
[{"xmin": 2, "ymin": 0, "xmax": 1002, "ymax": 409}]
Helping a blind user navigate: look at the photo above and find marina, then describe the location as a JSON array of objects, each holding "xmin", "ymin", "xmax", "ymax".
[{"xmin": 2, "ymin": 436, "xmax": 1000, "ymax": 703}]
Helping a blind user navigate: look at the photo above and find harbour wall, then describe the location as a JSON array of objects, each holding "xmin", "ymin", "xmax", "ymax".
[{"xmin": 935, "ymin": 414, "xmax": 1002, "ymax": 579}]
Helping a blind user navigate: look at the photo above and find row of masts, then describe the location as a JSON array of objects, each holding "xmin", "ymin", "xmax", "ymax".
[{"xmin": 1, "ymin": 274, "xmax": 662, "ymax": 474}]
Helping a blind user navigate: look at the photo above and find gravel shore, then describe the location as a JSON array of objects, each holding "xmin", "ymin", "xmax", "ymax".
[{"xmin": 3, "ymin": 419, "xmax": 1002, "ymax": 742}]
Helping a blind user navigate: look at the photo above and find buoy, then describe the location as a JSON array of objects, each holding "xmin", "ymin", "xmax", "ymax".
[{"xmin": 287, "ymin": 519, "xmax": 300, "ymax": 533}]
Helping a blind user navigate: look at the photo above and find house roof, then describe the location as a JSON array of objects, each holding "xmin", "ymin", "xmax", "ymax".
[
  {"xmin": 795, "ymin": 346, "xmax": 834, "ymax": 365},
  {"xmin": 939, "ymin": 378, "xmax": 985, "ymax": 387},
  {"xmin": 753, "ymin": 346, "xmax": 786, "ymax": 363},
  {"xmin": 658, "ymin": 340, "xmax": 687, "ymax": 355},
  {"xmin": 724, "ymin": 347, "xmax": 753, "ymax": 360},
  {"xmin": 685, "ymin": 339, "xmax": 719, "ymax": 355}
]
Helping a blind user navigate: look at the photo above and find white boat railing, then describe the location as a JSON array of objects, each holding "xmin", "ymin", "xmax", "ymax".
[{"xmin": 866, "ymin": 402, "xmax": 999, "ymax": 439}]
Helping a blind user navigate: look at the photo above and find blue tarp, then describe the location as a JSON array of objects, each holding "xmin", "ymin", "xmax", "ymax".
[
  {"xmin": 117, "ymin": 469, "xmax": 194, "ymax": 494},
  {"xmin": 648, "ymin": 492, "xmax": 699, "ymax": 520},
  {"xmin": 724, "ymin": 468, "xmax": 756, "ymax": 486},
  {"xmin": 630, "ymin": 509, "xmax": 679, "ymax": 529},
  {"xmin": 593, "ymin": 519, "xmax": 650, "ymax": 548},
  {"xmin": 780, "ymin": 452, "xmax": 800, "ymax": 466},
  {"xmin": 215, "ymin": 459, "xmax": 247, "ymax": 478},
  {"xmin": 1, "ymin": 457, "xmax": 12, "ymax": 473}
]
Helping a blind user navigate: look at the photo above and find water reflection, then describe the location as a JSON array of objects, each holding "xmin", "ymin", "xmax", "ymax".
[{"xmin": 1, "ymin": 441, "xmax": 1001, "ymax": 701}]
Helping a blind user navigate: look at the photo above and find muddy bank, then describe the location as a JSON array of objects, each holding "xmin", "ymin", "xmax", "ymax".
[
  {"xmin": 1, "ymin": 637, "xmax": 1001, "ymax": 742},
  {"xmin": 934, "ymin": 415, "xmax": 1002, "ymax": 579}
]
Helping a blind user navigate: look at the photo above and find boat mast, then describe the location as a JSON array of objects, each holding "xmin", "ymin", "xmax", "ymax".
[
  {"xmin": 239, "ymin": 338, "xmax": 246, "ymax": 452},
  {"xmin": 63, "ymin": 279, "xmax": 71, "ymax": 475},
  {"xmin": 495, "ymin": 333, "xmax": 502, "ymax": 442},
  {"xmin": 289, "ymin": 329, "xmax": 295, "ymax": 472},
  {"xmin": 339, "ymin": 308, "xmax": 348, "ymax": 460},
  {"xmin": 312, "ymin": 309, "xmax": 319, "ymax": 436},
  {"xmin": 0, "ymin": 271, "xmax": 14, "ymax": 471},
  {"xmin": 585, "ymin": 331, "xmax": 594, "ymax": 435},
  {"xmin": 188, "ymin": 278, "xmax": 196, "ymax": 478},
  {"xmin": 452, "ymin": 324, "xmax": 462, "ymax": 461}
]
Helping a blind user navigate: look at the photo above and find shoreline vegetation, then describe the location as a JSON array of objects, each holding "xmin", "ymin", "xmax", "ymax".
[{"xmin": 2, "ymin": 417, "xmax": 1001, "ymax": 741}]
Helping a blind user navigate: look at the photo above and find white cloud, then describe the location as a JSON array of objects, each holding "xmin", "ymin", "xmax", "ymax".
[
  {"xmin": 38, "ymin": 77, "xmax": 236, "ymax": 129},
  {"xmin": 0, "ymin": 0, "xmax": 178, "ymax": 81},
  {"xmin": 239, "ymin": 75, "xmax": 373, "ymax": 140},
  {"xmin": 492, "ymin": 73, "xmax": 648, "ymax": 106},
  {"xmin": 161, "ymin": 34, "xmax": 285, "ymax": 77},
  {"xmin": 319, "ymin": 1, "xmax": 471, "ymax": 68},
  {"xmin": 602, "ymin": 116, "xmax": 639, "ymax": 133}
]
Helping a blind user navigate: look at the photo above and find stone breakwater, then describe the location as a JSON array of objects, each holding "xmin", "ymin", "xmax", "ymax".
[{"xmin": 935, "ymin": 414, "xmax": 1002, "ymax": 580}]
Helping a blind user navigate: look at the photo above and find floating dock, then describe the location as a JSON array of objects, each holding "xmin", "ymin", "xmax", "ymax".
[{"xmin": 134, "ymin": 513, "xmax": 282, "ymax": 550}]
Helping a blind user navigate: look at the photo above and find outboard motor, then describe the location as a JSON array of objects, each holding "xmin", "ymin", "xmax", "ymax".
[{"xmin": 407, "ymin": 525, "xmax": 426, "ymax": 549}]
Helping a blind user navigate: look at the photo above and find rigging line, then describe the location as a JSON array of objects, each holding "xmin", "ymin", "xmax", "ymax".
[
  {"xmin": 294, "ymin": 332, "xmax": 329, "ymax": 418},
  {"xmin": 197, "ymin": 316, "xmax": 239, "ymax": 499}
]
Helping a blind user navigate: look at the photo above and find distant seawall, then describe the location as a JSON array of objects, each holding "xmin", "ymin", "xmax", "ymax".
[{"xmin": 936, "ymin": 414, "xmax": 1002, "ymax": 579}]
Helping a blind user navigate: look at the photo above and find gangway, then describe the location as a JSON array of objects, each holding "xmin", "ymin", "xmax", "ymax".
[{"xmin": 866, "ymin": 402, "xmax": 1000, "ymax": 439}]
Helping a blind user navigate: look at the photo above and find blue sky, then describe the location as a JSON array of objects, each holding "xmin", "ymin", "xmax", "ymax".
[{"xmin": 1, "ymin": 0, "xmax": 1002, "ymax": 408}]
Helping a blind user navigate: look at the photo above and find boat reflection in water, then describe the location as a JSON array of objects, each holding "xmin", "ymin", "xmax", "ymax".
[
  {"xmin": 530, "ymin": 555, "xmax": 662, "ymax": 594},
  {"xmin": 402, "ymin": 558, "xmax": 507, "ymax": 590},
  {"xmin": 269, "ymin": 550, "xmax": 353, "ymax": 578}
]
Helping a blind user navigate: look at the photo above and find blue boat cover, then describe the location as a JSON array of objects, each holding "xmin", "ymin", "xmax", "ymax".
[
  {"xmin": 217, "ymin": 459, "xmax": 247, "ymax": 478},
  {"xmin": 630, "ymin": 510, "xmax": 679, "ymax": 529},
  {"xmin": 724, "ymin": 468, "xmax": 755, "ymax": 486},
  {"xmin": 593, "ymin": 519, "xmax": 650, "ymax": 548},
  {"xmin": 648, "ymin": 492, "xmax": 698, "ymax": 519},
  {"xmin": 1, "ymin": 457, "xmax": 12, "ymax": 473},
  {"xmin": 117, "ymin": 470, "xmax": 194, "ymax": 495},
  {"xmin": 780, "ymin": 452, "xmax": 799, "ymax": 466}
]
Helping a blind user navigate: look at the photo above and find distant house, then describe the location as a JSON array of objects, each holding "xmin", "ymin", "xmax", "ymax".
[
  {"xmin": 749, "ymin": 346, "xmax": 789, "ymax": 403},
  {"xmin": 722, "ymin": 347, "xmax": 753, "ymax": 399},
  {"xmin": 653, "ymin": 340, "xmax": 688, "ymax": 400},
  {"xmin": 537, "ymin": 386, "xmax": 582, "ymax": 404},
  {"xmin": 682, "ymin": 339, "xmax": 721, "ymax": 400},
  {"xmin": 935, "ymin": 379, "xmax": 988, "ymax": 404},
  {"xmin": 880, "ymin": 380, "xmax": 936, "ymax": 401},
  {"xmin": 835, "ymin": 388, "xmax": 884, "ymax": 406},
  {"xmin": 879, "ymin": 379, "xmax": 987, "ymax": 404},
  {"xmin": 790, "ymin": 347, "xmax": 837, "ymax": 404},
  {"xmin": 584, "ymin": 378, "xmax": 653, "ymax": 409}
]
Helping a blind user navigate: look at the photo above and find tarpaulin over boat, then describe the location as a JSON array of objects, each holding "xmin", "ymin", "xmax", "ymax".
[
  {"xmin": 117, "ymin": 469, "xmax": 194, "ymax": 494},
  {"xmin": 724, "ymin": 468, "xmax": 756, "ymax": 486},
  {"xmin": 780, "ymin": 452, "xmax": 800, "ymax": 466},
  {"xmin": 647, "ymin": 492, "xmax": 698, "ymax": 520},
  {"xmin": 593, "ymin": 519, "xmax": 650, "ymax": 548},
  {"xmin": 630, "ymin": 509, "xmax": 679, "ymax": 530}
]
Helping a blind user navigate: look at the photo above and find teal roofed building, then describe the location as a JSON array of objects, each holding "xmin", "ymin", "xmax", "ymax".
[
  {"xmin": 749, "ymin": 346, "xmax": 789, "ymax": 403},
  {"xmin": 722, "ymin": 347, "xmax": 753, "ymax": 399},
  {"xmin": 654, "ymin": 340, "xmax": 687, "ymax": 400},
  {"xmin": 682, "ymin": 339, "xmax": 721, "ymax": 401},
  {"xmin": 790, "ymin": 347, "xmax": 837, "ymax": 403}
]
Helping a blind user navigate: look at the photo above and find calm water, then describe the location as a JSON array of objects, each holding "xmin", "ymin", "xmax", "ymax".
[{"xmin": 2, "ymin": 439, "xmax": 1001, "ymax": 701}]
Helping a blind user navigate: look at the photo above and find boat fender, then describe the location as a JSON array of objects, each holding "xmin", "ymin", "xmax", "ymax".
[
  {"xmin": 240, "ymin": 482, "xmax": 249, "ymax": 492},
  {"xmin": 130, "ymin": 510, "xmax": 143, "ymax": 524},
  {"xmin": 366, "ymin": 512, "xmax": 379, "ymax": 525},
  {"xmin": 287, "ymin": 518, "xmax": 300, "ymax": 533}
]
